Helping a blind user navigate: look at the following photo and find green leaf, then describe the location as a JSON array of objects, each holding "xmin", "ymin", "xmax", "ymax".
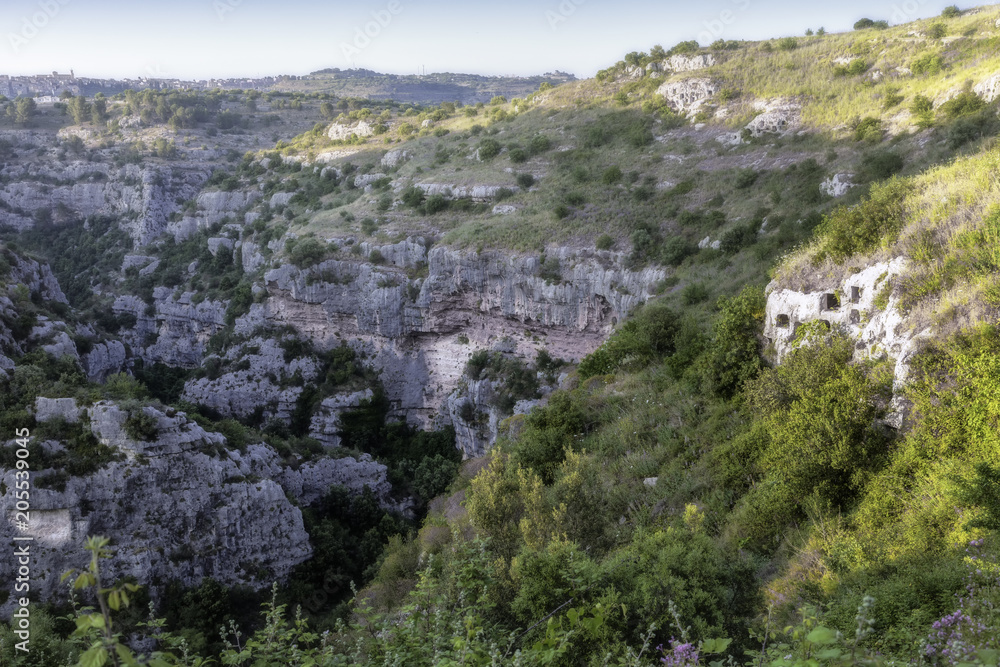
[
  {"xmin": 702, "ymin": 638, "xmax": 733, "ymax": 654},
  {"xmin": 115, "ymin": 643, "xmax": 137, "ymax": 664},
  {"xmin": 108, "ymin": 590, "xmax": 120, "ymax": 611},
  {"xmin": 815, "ymin": 648, "xmax": 844, "ymax": 660},
  {"xmin": 978, "ymin": 650, "xmax": 1000, "ymax": 667},
  {"xmin": 805, "ymin": 627, "xmax": 837, "ymax": 645},
  {"xmin": 78, "ymin": 645, "xmax": 109, "ymax": 667}
]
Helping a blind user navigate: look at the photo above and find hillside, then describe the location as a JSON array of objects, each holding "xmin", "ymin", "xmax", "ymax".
[
  {"xmin": 286, "ymin": 68, "xmax": 578, "ymax": 103},
  {"xmin": 3, "ymin": 4, "xmax": 1000, "ymax": 666}
]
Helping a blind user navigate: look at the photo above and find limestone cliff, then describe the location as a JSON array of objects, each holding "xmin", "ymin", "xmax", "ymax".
[{"xmin": 0, "ymin": 399, "xmax": 391, "ymax": 617}]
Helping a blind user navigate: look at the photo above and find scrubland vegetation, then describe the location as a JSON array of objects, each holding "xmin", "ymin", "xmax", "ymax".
[{"xmin": 7, "ymin": 3, "xmax": 1000, "ymax": 666}]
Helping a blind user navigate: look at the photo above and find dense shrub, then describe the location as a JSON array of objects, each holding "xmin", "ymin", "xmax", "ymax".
[
  {"xmin": 698, "ymin": 285, "xmax": 766, "ymax": 398},
  {"xmin": 123, "ymin": 408, "xmax": 158, "ymax": 441},
  {"xmin": 477, "ymin": 138, "xmax": 501, "ymax": 160},
  {"xmin": 940, "ymin": 91, "xmax": 987, "ymax": 120},
  {"xmin": 859, "ymin": 149, "xmax": 905, "ymax": 181},
  {"xmin": 911, "ymin": 52, "xmax": 945, "ymax": 75},
  {"xmin": 854, "ymin": 116, "xmax": 883, "ymax": 142},
  {"xmin": 927, "ymin": 22, "xmax": 947, "ymax": 39},
  {"xmin": 287, "ymin": 237, "xmax": 327, "ymax": 268},
  {"xmin": 814, "ymin": 176, "xmax": 910, "ymax": 261},
  {"xmin": 578, "ymin": 303, "xmax": 679, "ymax": 378}
]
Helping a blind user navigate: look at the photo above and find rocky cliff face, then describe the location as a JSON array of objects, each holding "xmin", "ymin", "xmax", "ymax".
[
  {"xmin": 220, "ymin": 241, "xmax": 664, "ymax": 454},
  {"xmin": 103, "ymin": 229, "xmax": 663, "ymax": 455},
  {"xmin": 0, "ymin": 158, "xmax": 208, "ymax": 245},
  {"xmin": 0, "ymin": 399, "xmax": 392, "ymax": 617},
  {"xmin": 763, "ymin": 257, "xmax": 927, "ymax": 427}
]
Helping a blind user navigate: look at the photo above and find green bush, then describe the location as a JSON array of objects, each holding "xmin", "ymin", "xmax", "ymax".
[
  {"xmin": 602, "ymin": 165, "xmax": 623, "ymax": 184},
  {"xmin": 736, "ymin": 333, "xmax": 893, "ymax": 547},
  {"xmin": 946, "ymin": 109, "xmax": 1000, "ymax": 149},
  {"xmin": 660, "ymin": 235, "xmax": 696, "ymax": 265},
  {"xmin": 911, "ymin": 94, "xmax": 936, "ymax": 128},
  {"xmin": 941, "ymin": 4, "xmax": 961, "ymax": 17},
  {"xmin": 528, "ymin": 134, "xmax": 552, "ymax": 154},
  {"xmin": 834, "ymin": 59, "xmax": 870, "ymax": 76},
  {"xmin": 854, "ymin": 116, "xmax": 883, "ymax": 142},
  {"xmin": 124, "ymin": 408, "xmax": 158, "ymax": 441},
  {"xmin": 595, "ymin": 234, "xmax": 615, "ymax": 250},
  {"xmin": 510, "ymin": 391, "xmax": 589, "ymax": 483},
  {"xmin": 477, "ymin": 138, "xmax": 501, "ymax": 160},
  {"xmin": 508, "ymin": 147, "xmax": 528, "ymax": 163},
  {"xmin": 777, "ymin": 37, "xmax": 798, "ymax": 51},
  {"xmin": 698, "ymin": 285, "xmax": 766, "ymax": 398},
  {"xmin": 734, "ymin": 168, "xmax": 759, "ymax": 189},
  {"xmin": 940, "ymin": 91, "xmax": 987, "ymax": 120},
  {"xmin": 668, "ymin": 40, "xmax": 699, "ymax": 55},
  {"xmin": 927, "ymin": 22, "xmax": 947, "ymax": 39},
  {"xmin": 423, "ymin": 194, "xmax": 449, "ymax": 215},
  {"xmin": 859, "ymin": 149, "xmax": 905, "ymax": 181},
  {"xmin": 815, "ymin": 177, "xmax": 910, "ymax": 261},
  {"xmin": 578, "ymin": 303, "xmax": 679, "ymax": 378},
  {"xmin": 854, "ymin": 18, "xmax": 875, "ymax": 29},
  {"xmin": 516, "ymin": 172, "xmax": 535, "ymax": 188},
  {"xmin": 911, "ymin": 53, "xmax": 945, "ymax": 75},
  {"xmin": 288, "ymin": 237, "xmax": 327, "ymax": 268},
  {"xmin": 401, "ymin": 186, "xmax": 425, "ymax": 208}
]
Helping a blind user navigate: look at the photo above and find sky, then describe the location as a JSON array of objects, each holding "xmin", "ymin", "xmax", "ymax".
[{"xmin": 0, "ymin": 0, "xmax": 991, "ymax": 80}]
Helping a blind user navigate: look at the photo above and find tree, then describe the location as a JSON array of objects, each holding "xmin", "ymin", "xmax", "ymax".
[
  {"xmin": 91, "ymin": 94, "xmax": 107, "ymax": 123},
  {"xmin": 319, "ymin": 101, "xmax": 335, "ymax": 119},
  {"xmin": 942, "ymin": 5, "xmax": 961, "ymax": 18},
  {"xmin": 854, "ymin": 18, "xmax": 875, "ymax": 29},
  {"xmin": 927, "ymin": 22, "xmax": 948, "ymax": 39},
  {"xmin": 67, "ymin": 95, "xmax": 90, "ymax": 124},
  {"xmin": 13, "ymin": 97, "xmax": 36, "ymax": 125}
]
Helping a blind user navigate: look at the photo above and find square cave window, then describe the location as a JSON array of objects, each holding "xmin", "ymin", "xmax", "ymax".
[
  {"xmin": 776, "ymin": 314, "xmax": 790, "ymax": 328},
  {"xmin": 822, "ymin": 293, "xmax": 840, "ymax": 311},
  {"xmin": 850, "ymin": 309, "xmax": 861, "ymax": 324},
  {"xmin": 851, "ymin": 286, "xmax": 862, "ymax": 304}
]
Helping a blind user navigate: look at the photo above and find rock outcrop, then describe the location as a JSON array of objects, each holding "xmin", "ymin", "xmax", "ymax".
[
  {"xmin": 0, "ymin": 401, "xmax": 393, "ymax": 617},
  {"xmin": 820, "ymin": 174, "xmax": 856, "ymax": 197},
  {"xmin": 218, "ymin": 243, "xmax": 663, "ymax": 453},
  {"xmin": 745, "ymin": 99, "xmax": 802, "ymax": 137},
  {"xmin": 0, "ymin": 163, "xmax": 208, "ymax": 245},
  {"xmin": 656, "ymin": 78, "xmax": 720, "ymax": 114},
  {"xmin": 413, "ymin": 183, "xmax": 519, "ymax": 200},
  {"xmin": 327, "ymin": 120, "xmax": 375, "ymax": 141},
  {"xmin": 974, "ymin": 72, "xmax": 1000, "ymax": 103},
  {"xmin": 763, "ymin": 258, "xmax": 924, "ymax": 427}
]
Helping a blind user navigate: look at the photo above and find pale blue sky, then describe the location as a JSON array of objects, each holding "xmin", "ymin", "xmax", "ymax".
[{"xmin": 0, "ymin": 0, "xmax": 990, "ymax": 80}]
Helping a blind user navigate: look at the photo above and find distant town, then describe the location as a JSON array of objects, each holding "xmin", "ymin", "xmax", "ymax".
[
  {"xmin": 0, "ymin": 71, "xmax": 295, "ymax": 99},
  {"xmin": 0, "ymin": 69, "xmax": 578, "ymax": 105}
]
